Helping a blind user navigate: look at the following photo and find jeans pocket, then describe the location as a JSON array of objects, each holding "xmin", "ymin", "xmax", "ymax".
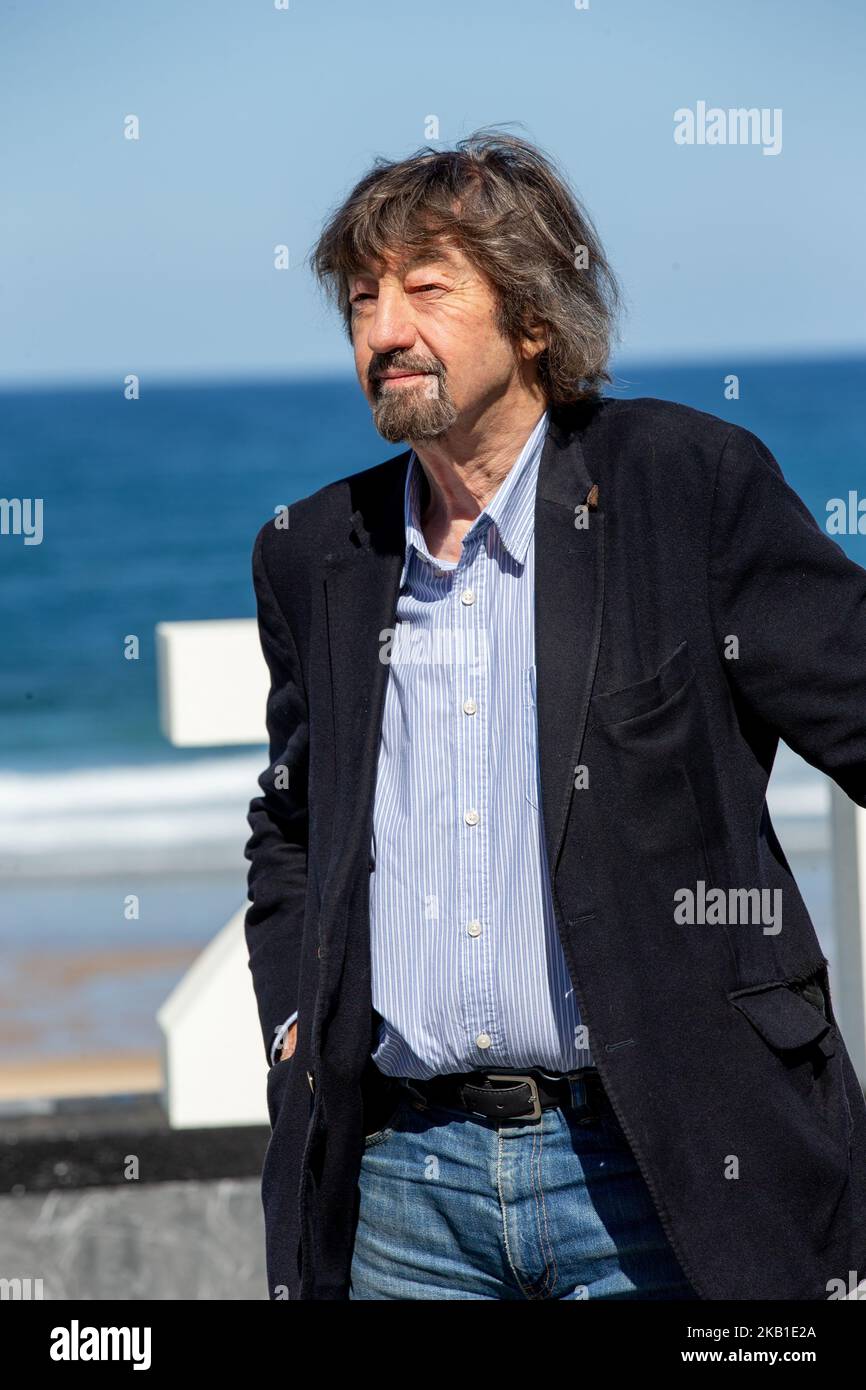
[{"xmin": 363, "ymin": 1094, "xmax": 408, "ymax": 1149}]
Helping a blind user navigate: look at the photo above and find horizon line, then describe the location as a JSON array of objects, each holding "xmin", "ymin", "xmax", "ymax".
[{"xmin": 1, "ymin": 347, "xmax": 864, "ymax": 397}]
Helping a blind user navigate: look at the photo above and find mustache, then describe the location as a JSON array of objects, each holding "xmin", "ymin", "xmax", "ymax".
[{"xmin": 368, "ymin": 355, "xmax": 444, "ymax": 386}]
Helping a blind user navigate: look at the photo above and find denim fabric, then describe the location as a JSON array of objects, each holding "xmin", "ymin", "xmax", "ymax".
[{"xmin": 349, "ymin": 1074, "xmax": 699, "ymax": 1300}]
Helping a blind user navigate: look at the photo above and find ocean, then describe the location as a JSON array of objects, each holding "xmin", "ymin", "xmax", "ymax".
[{"xmin": 1, "ymin": 358, "xmax": 863, "ymax": 1061}]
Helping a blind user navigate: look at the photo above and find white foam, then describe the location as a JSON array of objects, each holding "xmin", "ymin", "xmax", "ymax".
[{"xmin": 0, "ymin": 753, "xmax": 269, "ymax": 880}]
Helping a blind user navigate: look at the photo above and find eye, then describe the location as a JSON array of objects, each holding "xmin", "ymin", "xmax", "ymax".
[
  {"xmin": 411, "ymin": 283, "xmax": 444, "ymax": 295},
  {"xmin": 350, "ymin": 292, "xmax": 375, "ymax": 305}
]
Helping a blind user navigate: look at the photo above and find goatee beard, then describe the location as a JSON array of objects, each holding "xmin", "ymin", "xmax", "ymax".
[{"xmin": 372, "ymin": 374, "xmax": 459, "ymax": 443}]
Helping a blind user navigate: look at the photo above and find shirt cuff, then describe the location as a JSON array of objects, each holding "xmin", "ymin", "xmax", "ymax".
[{"xmin": 270, "ymin": 1011, "xmax": 299, "ymax": 1066}]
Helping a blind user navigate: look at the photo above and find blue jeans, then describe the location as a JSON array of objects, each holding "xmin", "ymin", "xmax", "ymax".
[{"xmin": 349, "ymin": 1073, "xmax": 700, "ymax": 1300}]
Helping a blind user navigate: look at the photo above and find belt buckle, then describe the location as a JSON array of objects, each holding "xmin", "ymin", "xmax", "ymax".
[{"xmin": 484, "ymin": 1072, "xmax": 543, "ymax": 1121}]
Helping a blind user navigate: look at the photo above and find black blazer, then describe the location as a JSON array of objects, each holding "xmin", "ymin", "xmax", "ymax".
[{"xmin": 244, "ymin": 395, "xmax": 866, "ymax": 1300}]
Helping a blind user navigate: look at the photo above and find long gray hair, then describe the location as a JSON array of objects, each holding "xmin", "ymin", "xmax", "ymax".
[{"xmin": 309, "ymin": 127, "xmax": 620, "ymax": 404}]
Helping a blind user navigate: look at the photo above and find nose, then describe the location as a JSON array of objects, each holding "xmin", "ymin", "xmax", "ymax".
[{"xmin": 366, "ymin": 285, "xmax": 416, "ymax": 356}]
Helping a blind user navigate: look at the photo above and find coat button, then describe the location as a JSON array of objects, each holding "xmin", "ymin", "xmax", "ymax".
[{"xmin": 307, "ymin": 1070, "xmax": 315, "ymax": 1093}]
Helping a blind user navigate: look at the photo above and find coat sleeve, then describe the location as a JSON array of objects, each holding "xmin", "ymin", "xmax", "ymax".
[
  {"xmin": 243, "ymin": 522, "xmax": 309, "ymax": 1063},
  {"xmin": 707, "ymin": 423, "xmax": 866, "ymax": 808}
]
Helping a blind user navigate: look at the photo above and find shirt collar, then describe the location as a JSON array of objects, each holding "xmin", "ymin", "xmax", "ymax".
[{"xmin": 399, "ymin": 408, "xmax": 549, "ymax": 587}]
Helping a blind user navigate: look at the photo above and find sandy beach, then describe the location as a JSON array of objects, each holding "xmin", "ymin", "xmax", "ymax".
[
  {"xmin": 0, "ymin": 1050, "xmax": 162, "ymax": 1102},
  {"xmin": 0, "ymin": 944, "xmax": 197, "ymax": 1103}
]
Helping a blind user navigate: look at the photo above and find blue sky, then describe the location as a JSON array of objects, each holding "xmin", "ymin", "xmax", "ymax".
[{"xmin": 2, "ymin": 0, "xmax": 864, "ymax": 386}]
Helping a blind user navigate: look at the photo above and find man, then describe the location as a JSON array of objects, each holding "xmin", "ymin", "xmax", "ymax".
[{"xmin": 244, "ymin": 130, "xmax": 866, "ymax": 1300}]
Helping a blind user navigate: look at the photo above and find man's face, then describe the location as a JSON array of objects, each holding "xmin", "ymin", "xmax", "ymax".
[{"xmin": 349, "ymin": 243, "xmax": 523, "ymax": 444}]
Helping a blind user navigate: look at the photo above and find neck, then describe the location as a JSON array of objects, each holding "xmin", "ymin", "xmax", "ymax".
[{"xmin": 410, "ymin": 390, "xmax": 547, "ymax": 551}]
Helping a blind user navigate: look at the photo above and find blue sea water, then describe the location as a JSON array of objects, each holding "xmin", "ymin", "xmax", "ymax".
[
  {"xmin": 2, "ymin": 358, "xmax": 864, "ymax": 778},
  {"xmin": 0, "ymin": 358, "xmax": 862, "ymax": 1059}
]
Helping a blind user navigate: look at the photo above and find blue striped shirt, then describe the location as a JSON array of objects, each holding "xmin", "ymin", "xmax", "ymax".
[{"xmin": 367, "ymin": 408, "xmax": 593, "ymax": 1079}]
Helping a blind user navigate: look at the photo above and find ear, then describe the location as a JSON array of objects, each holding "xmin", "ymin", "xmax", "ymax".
[{"xmin": 520, "ymin": 324, "xmax": 548, "ymax": 360}]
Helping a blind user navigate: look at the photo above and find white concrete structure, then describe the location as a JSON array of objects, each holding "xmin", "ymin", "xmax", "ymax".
[
  {"xmin": 157, "ymin": 905, "xmax": 269, "ymax": 1128},
  {"xmin": 830, "ymin": 782, "xmax": 866, "ymax": 1086},
  {"xmin": 156, "ymin": 619, "xmax": 271, "ymax": 1128},
  {"xmin": 156, "ymin": 619, "xmax": 270, "ymax": 748},
  {"xmin": 156, "ymin": 620, "xmax": 866, "ymax": 1128}
]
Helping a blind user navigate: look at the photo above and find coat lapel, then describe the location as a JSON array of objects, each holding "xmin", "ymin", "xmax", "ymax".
[
  {"xmin": 318, "ymin": 469, "xmax": 407, "ymax": 976},
  {"xmin": 534, "ymin": 409, "xmax": 605, "ymax": 885}
]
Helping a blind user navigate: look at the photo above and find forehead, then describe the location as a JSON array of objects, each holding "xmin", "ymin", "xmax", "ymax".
[{"xmin": 349, "ymin": 243, "xmax": 465, "ymax": 280}]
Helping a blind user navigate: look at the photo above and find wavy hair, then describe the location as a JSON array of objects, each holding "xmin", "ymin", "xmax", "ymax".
[{"xmin": 309, "ymin": 127, "xmax": 620, "ymax": 404}]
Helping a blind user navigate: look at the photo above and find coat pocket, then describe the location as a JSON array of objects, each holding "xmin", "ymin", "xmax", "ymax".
[
  {"xmin": 577, "ymin": 640, "xmax": 739, "ymax": 970},
  {"xmin": 588, "ymin": 641, "xmax": 695, "ymax": 728},
  {"xmin": 583, "ymin": 640, "xmax": 718, "ymax": 869},
  {"xmin": 728, "ymin": 979, "xmax": 833, "ymax": 1053},
  {"xmin": 728, "ymin": 973, "xmax": 854, "ymax": 1154},
  {"xmin": 265, "ymin": 1053, "xmax": 299, "ymax": 1129}
]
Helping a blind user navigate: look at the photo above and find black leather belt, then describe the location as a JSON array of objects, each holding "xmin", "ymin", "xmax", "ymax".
[{"xmin": 398, "ymin": 1066, "xmax": 605, "ymax": 1124}]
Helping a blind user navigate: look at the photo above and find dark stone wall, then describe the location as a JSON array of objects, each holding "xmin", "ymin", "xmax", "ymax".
[{"xmin": 0, "ymin": 1093, "xmax": 270, "ymax": 1300}]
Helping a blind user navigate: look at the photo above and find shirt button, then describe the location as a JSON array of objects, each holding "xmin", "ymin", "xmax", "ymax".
[
  {"xmin": 462, "ymin": 697, "xmax": 477, "ymax": 715},
  {"xmin": 460, "ymin": 589, "xmax": 476, "ymax": 606},
  {"xmin": 475, "ymin": 1032, "xmax": 492, "ymax": 1049},
  {"xmin": 464, "ymin": 808, "xmax": 480, "ymax": 826},
  {"xmin": 467, "ymin": 920, "xmax": 482, "ymax": 937}
]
